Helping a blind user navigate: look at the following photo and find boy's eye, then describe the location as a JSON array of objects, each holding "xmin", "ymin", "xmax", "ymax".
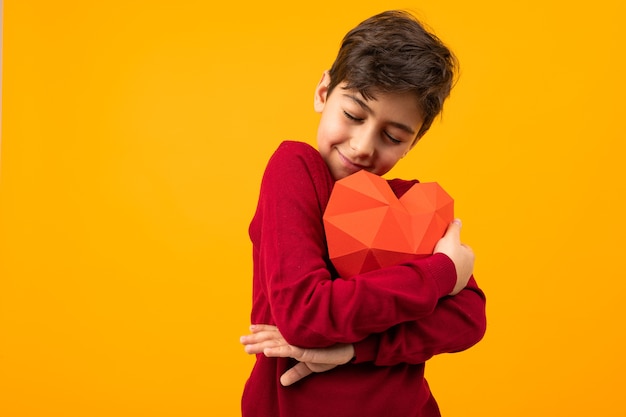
[
  {"xmin": 385, "ymin": 132, "xmax": 402, "ymax": 144},
  {"xmin": 343, "ymin": 111, "xmax": 363, "ymax": 122}
]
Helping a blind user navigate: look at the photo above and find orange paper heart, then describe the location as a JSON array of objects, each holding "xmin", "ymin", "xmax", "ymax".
[{"xmin": 323, "ymin": 170, "xmax": 453, "ymax": 278}]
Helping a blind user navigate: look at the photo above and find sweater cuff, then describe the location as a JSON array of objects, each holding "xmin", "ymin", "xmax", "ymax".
[
  {"xmin": 425, "ymin": 252, "xmax": 457, "ymax": 298},
  {"xmin": 352, "ymin": 334, "xmax": 380, "ymax": 364}
]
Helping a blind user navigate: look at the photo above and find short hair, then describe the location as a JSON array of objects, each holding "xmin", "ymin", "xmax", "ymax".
[{"xmin": 327, "ymin": 10, "xmax": 458, "ymax": 138}]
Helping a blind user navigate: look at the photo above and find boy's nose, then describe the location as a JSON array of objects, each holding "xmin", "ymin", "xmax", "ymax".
[{"xmin": 349, "ymin": 135, "xmax": 375, "ymax": 160}]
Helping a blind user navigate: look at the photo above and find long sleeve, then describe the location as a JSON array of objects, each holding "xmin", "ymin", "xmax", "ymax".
[
  {"xmin": 352, "ymin": 276, "xmax": 486, "ymax": 366},
  {"xmin": 249, "ymin": 141, "xmax": 457, "ymax": 348}
]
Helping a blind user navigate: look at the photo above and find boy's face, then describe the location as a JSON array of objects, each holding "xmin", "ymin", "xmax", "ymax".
[{"xmin": 314, "ymin": 72, "xmax": 424, "ymax": 181}]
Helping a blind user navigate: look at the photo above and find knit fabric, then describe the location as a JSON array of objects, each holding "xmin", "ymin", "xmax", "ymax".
[{"xmin": 242, "ymin": 141, "xmax": 486, "ymax": 417}]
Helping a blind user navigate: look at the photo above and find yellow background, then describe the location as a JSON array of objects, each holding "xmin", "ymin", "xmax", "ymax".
[{"xmin": 1, "ymin": 1, "xmax": 625, "ymax": 416}]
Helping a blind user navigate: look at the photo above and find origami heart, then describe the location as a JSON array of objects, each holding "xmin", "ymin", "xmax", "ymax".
[{"xmin": 323, "ymin": 170, "xmax": 453, "ymax": 278}]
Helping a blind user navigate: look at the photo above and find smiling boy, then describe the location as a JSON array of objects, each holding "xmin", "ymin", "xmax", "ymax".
[
  {"xmin": 240, "ymin": 10, "xmax": 486, "ymax": 417},
  {"xmin": 315, "ymin": 73, "xmax": 423, "ymax": 180}
]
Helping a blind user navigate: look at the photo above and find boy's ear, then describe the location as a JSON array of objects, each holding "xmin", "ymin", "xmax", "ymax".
[{"xmin": 314, "ymin": 71, "xmax": 331, "ymax": 113}]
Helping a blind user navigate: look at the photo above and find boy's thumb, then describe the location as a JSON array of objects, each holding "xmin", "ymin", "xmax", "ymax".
[{"xmin": 446, "ymin": 218, "xmax": 462, "ymax": 238}]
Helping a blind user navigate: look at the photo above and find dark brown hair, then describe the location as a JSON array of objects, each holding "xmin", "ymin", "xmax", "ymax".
[{"xmin": 327, "ymin": 10, "xmax": 458, "ymax": 138}]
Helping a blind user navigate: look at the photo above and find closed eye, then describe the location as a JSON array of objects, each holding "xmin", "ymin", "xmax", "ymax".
[
  {"xmin": 343, "ymin": 111, "xmax": 363, "ymax": 122},
  {"xmin": 385, "ymin": 131, "xmax": 402, "ymax": 144}
]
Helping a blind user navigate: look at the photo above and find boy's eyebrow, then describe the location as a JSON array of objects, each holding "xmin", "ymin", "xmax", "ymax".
[{"xmin": 344, "ymin": 93, "xmax": 417, "ymax": 135}]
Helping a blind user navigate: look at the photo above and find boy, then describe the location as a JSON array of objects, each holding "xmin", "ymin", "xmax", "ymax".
[{"xmin": 240, "ymin": 10, "xmax": 486, "ymax": 417}]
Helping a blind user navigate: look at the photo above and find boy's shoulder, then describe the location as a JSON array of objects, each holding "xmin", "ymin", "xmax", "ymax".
[
  {"xmin": 274, "ymin": 140, "xmax": 318, "ymax": 157},
  {"xmin": 260, "ymin": 140, "xmax": 334, "ymax": 204},
  {"xmin": 267, "ymin": 140, "xmax": 325, "ymax": 170},
  {"xmin": 264, "ymin": 140, "xmax": 329, "ymax": 181}
]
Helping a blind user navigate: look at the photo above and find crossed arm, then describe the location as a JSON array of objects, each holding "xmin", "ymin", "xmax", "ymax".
[
  {"xmin": 241, "ymin": 220, "xmax": 486, "ymax": 386},
  {"xmin": 241, "ymin": 278, "xmax": 485, "ymax": 386}
]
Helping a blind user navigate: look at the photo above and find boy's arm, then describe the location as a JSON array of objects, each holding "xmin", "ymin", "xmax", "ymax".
[
  {"xmin": 351, "ymin": 276, "xmax": 486, "ymax": 366},
  {"xmin": 253, "ymin": 142, "xmax": 460, "ymax": 348},
  {"xmin": 241, "ymin": 277, "xmax": 485, "ymax": 385}
]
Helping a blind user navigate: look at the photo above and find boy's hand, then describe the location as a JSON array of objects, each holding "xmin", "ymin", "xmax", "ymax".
[
  {"xmin": 434, "ymin": 219, "xmax": 474, "ymax": 296},
  {"xmin": 240, "ymin": 324, "xmax": 355, "ymax": 386}
]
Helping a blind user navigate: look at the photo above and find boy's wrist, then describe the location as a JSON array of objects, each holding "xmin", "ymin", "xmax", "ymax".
[{"xmin": 426, "ymin": 252, "xmax": 457, "ymax": 298}]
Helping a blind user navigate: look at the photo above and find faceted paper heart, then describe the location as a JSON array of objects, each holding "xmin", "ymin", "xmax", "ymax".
[{"xmin": 323, "ymin": 170, "xmax": 453, "ymax": 278}]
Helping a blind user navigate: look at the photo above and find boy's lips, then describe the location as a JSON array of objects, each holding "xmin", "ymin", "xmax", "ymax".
[{"xmin": 337, "ymin": 149, "xmax": 368, "ymax": 174}]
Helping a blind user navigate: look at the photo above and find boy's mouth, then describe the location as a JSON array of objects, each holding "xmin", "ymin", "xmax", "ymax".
[{"xmin": 336, "ymin": 148, "xmax": 368, "ymax": 174}]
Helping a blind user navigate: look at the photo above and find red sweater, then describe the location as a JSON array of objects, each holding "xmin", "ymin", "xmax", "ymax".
[{"xmin": 242, "ymin": 141, "xmax": 486, "ymax": 417}]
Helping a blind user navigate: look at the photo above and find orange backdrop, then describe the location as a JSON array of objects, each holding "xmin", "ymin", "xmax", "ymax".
[{"xmin": 2, "ymin": 1, "xmax": 625, "ymax": 416}]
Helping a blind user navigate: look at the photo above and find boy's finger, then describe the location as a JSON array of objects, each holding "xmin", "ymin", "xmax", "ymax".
[
  {"xmin": 263, "ymin": 344, "xmax": 300, "ymax": 359},
  {"xmin": 280, "ymin": 363, "xmax": 313, "ymax": 386},
  {"xmin": 240, "ymin": 333, "xmax": 266, "ymax": 344},
  {"xmin": 242, "ymin": 340, "xmax": 269, "ymax": 354},
  {"xmin": 249, "ymin": 324, "xmax": 279, "ymax": 333},
  {"xmin": 243, "ymin": 335, "xmax": 290, "ymax": 354},
  {"xmin": 240, "ymin": 330, "xmax": 281, "ymax": 345},
  {"xmin": 444, "ymin": 219, "xmax": 462, "ymax": 240}
]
